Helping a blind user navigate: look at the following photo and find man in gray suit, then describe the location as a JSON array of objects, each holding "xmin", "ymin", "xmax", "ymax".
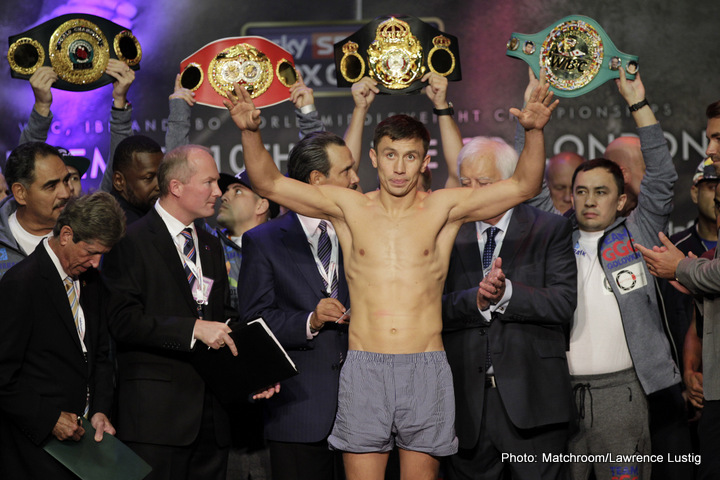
[{"xmin": 637, "ymin": 98, "xmax": 720, "ymax": 480}]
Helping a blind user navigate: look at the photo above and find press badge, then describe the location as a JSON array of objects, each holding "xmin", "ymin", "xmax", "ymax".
[{"xmin": 193, "ymin": 276, "xmax": 214, "ymax": 306}]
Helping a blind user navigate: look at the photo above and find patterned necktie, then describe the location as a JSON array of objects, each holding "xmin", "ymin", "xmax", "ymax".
[
  {"xmin": 180, "ymin": 227, "xmax": 196, "ymax": 287},
  {"xmin": 63, "ymin": 276, "xmax": 84, "ymax": 341},
  {"xmin": 64, "ymin": 276, "xmax": 90, "ymax": 417},
  {"xmin": 482, "ymin": 226, "xmax": 499, "ymax": 373},
  {"xmin": 317, "ymin": 221, "xmax": 338, "ymax": 298},
  {"xmin": 483, "ymin": 226, "xmax": 500, "ymax": 272}
]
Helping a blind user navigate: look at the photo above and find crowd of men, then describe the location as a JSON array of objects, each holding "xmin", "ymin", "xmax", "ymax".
[{"xmin": 0, "ymin": 54, "xmax": 718, "ymax": 480}]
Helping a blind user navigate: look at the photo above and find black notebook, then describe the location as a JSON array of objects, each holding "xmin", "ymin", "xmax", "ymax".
[{"xmin": 192, "ymin": 318, "xmax": 298, "ymax": 405}]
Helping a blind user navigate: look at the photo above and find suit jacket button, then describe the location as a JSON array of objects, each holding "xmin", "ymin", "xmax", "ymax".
[{"xmin": 479, "ymin": 330, "xmax": 486, "ymax": 336}]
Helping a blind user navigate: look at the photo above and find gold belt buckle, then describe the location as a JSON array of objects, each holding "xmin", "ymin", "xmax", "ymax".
[{"xmin": 367, "ymin": 17, "xmax": 425, "ymax": 90}]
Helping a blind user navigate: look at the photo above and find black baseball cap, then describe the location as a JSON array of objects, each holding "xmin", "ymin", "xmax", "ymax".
[
  {"xmin": 218, "ymin": 170, "xmax": 280, "ymax": 219},
  {"xmin": 56, "ymin": 147, "xmax": 91, "ymax": 176}
]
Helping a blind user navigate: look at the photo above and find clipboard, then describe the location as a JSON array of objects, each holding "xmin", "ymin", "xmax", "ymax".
[
  {"xmin": 43, "ymin": 417, "xmax": 152, "ymax": 480},
  {"xmin": 191, "ymin": 318, "xmax": 298, "ymax": 405}
]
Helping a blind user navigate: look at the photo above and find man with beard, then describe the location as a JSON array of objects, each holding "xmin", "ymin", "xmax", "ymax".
[
  {"xmin": 107, "ymin": 135, "xmax": 164, "ymax": 224},
  {"xmin": 0, "ymin": 142, "xmax": 71, "ymax": 279}
]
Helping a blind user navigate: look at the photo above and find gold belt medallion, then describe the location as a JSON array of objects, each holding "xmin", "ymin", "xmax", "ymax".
[
  {"xmin": 367, "ymin": 17, "xmax": 425, "ymax": 90},
  {"xmin": 541, "ymin": 19, "xmax": 604, "ymax": 91},
  {"xmin": 209, "ymin": 44, "xmax": 273, "ymax": 99},
  {"xmin": 49, "ymin": 18, "xmax": 110, "ymax": 85}
]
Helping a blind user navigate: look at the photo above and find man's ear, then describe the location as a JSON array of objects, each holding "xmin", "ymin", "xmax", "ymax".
[
  {"xmin": 58, "ymin": 225, "xmax": 74, "ymax": 246},
  {"xmin": 309, "ymin": 170, "xmax": 325, "ymax": 185},
  {"xmin": 616, "ymin": 193, "xmax": 628, "ymax": 213},
  {"xmin": 369, "ymin": 148, "xmax": 378, "ymax": 168},
  {"xmin": 112, "ymin": 171, "xmax": 126, "ymax": 193},
  {"xmin": 169, "ymin": 178, "xmax": 183, "ymax": 197},
  {"xmin": 256, "ymin": 197, "xmax": 269, "ymax": 216},
  {"xmin": 11, "ymin": 183, "xmax": 27, "ymax": 206},
  {"xmin": 420, "ymin": 154, "xmax": 431, "ymax": 173},
  {"xmin": 690, "ymin": 184, "xmax": 699, "ymax": 205}
]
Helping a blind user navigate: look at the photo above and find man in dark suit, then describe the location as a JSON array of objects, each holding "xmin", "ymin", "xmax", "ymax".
[
  {"xmin": 238, "ymin": 131, "xmax": 358, "ymax": 480},
  {"xmin": 442, "ymin": 137, "xmax": 577, "ymax": 480},
  {"xmin": 0, "ymin": 192, "xmax": 126, "ymax": 479},
  {"xmin": 101, "ymin": 145, "xmax": 271, "ymax": 480}
]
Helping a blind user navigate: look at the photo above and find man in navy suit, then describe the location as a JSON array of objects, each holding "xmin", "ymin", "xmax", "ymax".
[
  {"xmin": 238, "ymin": 131, "xmax": 359, "ymax": 480},
  {"xmin": 442, "ymin": 137, "xmax": 577, "ymax": 480},
  {"xmin": 0, "ymin": 192, "xmax": 125, "ymax": 479}
]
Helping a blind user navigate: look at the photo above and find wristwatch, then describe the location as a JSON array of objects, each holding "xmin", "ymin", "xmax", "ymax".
[
  {"xmin": 433, "ymin": 101, "xmax": 454, "ymax": 116},
  {"xmin": 112, "ymin": 101, "xmax": 132, "ymax": 111},
  {"xmin": 628, "ymin": 99, "xmax": 649, "ymax": 112}
]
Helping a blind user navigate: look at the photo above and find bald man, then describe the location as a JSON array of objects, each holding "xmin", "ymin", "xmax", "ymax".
[
  {"xmin": 546, "ymin": 152, "xmax": 585, "ymax": 213},
  {"xmin": 604, "ymin": 136, "xmax": 645, "ymax": 216}
]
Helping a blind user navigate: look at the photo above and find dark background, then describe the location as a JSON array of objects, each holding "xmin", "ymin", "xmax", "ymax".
[{"xmin": 2, "ymin": 0, "xmax": 718, "ymax": 233}]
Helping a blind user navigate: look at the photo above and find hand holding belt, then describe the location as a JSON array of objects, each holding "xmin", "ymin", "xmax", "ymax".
[
  {"xmin": 179, "ymin": 36, "xmax": 299, "ymax": 109},
  {"xmin": 505, "ymin": 15, "xmax": 638, "ymax": 98},
  {"xmin": 8, "ymin": 13, "xmax": 141, "ymax": 91}
]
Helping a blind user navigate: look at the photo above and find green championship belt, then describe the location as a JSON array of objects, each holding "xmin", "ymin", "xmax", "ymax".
[
  {"xmin": 7, "ymin": 13, "xmax": 141, "ymax": 91},
  {"xmin": 505, "ymin": 15, "xmax": 637, "ymax": 98}
]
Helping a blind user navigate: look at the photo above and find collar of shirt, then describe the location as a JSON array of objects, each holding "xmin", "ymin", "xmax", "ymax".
[
  {"xmin": 475, "ymin": 208, "xmax": 514, "ymax": 251},
  {"xmin": 43, "ymin": 236, "xmax": 71, "ymax": 282},
  {"xmin": 44, "ymin": 237, "xmax": 87, "ymax": 351},
  {"xmin": 155, "ymin": 201, "xmax": 193, "ymax": 239},
  {"xmin": 297, "ymin": 214, "xmax": 336, "ymax": 240},
  {"xmin": 297, "ymin": 214, "xmax": 339, "ymax": 293},
  {"xmin": 155, "ymin": 201, "xmax": 202, "ymax": 271}
]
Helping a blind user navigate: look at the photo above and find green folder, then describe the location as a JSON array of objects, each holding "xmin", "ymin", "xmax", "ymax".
[{"xmin": 43, "ymin": 417, "xmax": 152, "ymax": 480}]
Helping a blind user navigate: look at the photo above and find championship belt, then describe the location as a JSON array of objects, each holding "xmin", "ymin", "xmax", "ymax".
[
  {"xmin": 505, "ymin": 15, "xmax": 638, "ymax": 98},
  {"xmin": 179, "ymin": 36, "xmax": 298, "ymax": 109},
  {"xmin": 7, "ymin": 13, "xmax": 141, "ymax": 91},
  {"xmin": 334, "ymin": 15, "xmax": 461, "ymax": 95}
]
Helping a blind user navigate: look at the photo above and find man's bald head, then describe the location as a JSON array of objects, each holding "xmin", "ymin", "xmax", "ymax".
[
  {"xmin": 546, "ymin": 152, "xmax": 585, "ymax": 213},
  {"xmin": 604, "ymin": 136, "xmax": 644, "ymax": 215}
]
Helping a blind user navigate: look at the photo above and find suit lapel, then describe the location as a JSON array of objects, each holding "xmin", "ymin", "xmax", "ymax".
[
  {"xmin": 337, "ymin": 249, "xmax": 350, "ymax": 306},
  {"xmin": 282, "ymin": 213, "xmax": 328, "ymax": 301},
  {"xmin": 38, "ymin": 246, "xmax": 85, "ymax": 355},
  {"xmin": 498, "ymin": 204, "xmax": 532, "ymax": 272},
  {"xmin": 196, "ymin": 226, "xmax": 220, "ymax": 318},
  {"xmin": 455, "ymin": 222, "xmax": 484, "ymax": 286},
  {"xmin": 147, "ymin": 210, "xmax": 198, "ymax": 314}
]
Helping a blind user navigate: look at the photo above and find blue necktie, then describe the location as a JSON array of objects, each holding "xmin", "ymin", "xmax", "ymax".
[
  {"xmin": 318, "ymin": 221, "xmax": 338, "ymax": 298},
  {"xmin": 483, "ymin": 226, "xmax": 499, "ymax": 272},
  {"xmin": 482, "ymin": 226, "xmax": 499, "ymax": 373}
]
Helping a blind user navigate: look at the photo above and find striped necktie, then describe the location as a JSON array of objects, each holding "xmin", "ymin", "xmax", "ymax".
[
  {"xmin": 64, "ymin": 276, "xmax": 90, "ymax": 416},
  {"xmin": 317, "ymin": 221, "xmax": 338, "ymax": 298},
  {"xmin": 180, "ymin": 227, "xmax": 196, "ymax": 287},
  {"xmin": 63, "ymin": 276, "xmax": 84, "ymax": 341}
]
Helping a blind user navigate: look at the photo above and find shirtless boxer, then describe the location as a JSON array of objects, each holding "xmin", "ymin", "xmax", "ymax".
[{"xmin": 226, "ymin": 79, "xmax": 558, "ymax": 480}]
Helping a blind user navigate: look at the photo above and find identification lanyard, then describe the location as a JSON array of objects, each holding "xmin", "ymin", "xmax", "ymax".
[
  {"xmin": 313, "ymin": 256, "xmax": 337, "ymax": 295},
  {"xmin": 174, "ymin": 236, "xmax": 212, "ymax": 307},
  {"xmin": 312, "ymin": 227, "xmax": 337, "ymax": 295}
]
